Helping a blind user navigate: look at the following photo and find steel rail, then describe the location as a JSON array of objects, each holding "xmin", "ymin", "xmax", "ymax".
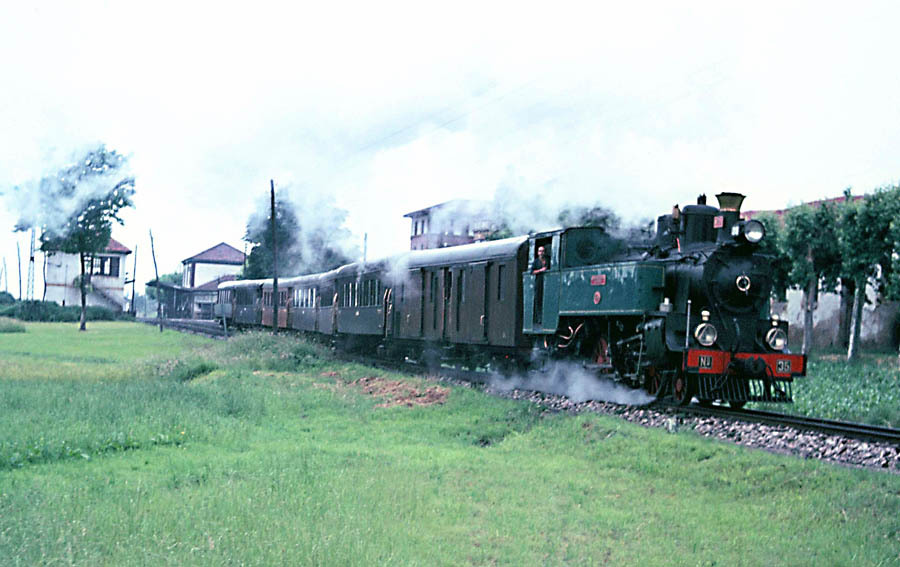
[
  {"xmin": 136, "ymin": 317, "xmax": 229, "ymax": 338},
  {"xmin": 674, "ymin": 403, "xmax": 900, "ymax": 445}
]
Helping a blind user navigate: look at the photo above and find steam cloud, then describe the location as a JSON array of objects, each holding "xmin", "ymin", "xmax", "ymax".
[
  {"xmin": 490, "ymin": 360, "xmax": 655, "ymax": 405},
  {"xmin": 246, "ymin": 186, "xmax": 360, "ymax": 275}
]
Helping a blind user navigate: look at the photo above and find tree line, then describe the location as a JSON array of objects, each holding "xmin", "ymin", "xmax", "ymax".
[{"xmin": 756, "ymin": 184, "xmax": 900, "ymax": 361}]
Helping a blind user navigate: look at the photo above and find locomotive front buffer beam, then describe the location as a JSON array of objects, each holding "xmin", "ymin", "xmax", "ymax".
[{"xmin": 684, "ymin": 349, "xmax": 806, "ymax": 403}]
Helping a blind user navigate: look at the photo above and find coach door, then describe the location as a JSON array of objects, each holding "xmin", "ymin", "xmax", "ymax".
[
  {"xmin": 441, "ymin": 268, "xmax": 452, "ymax": 341},
  {"xmin": 382, "ymin": 286, "xmax": 393, "ymax": 337},
  {"xmin": 460, "ymin": 263, "xmax": 487, "ymax": 343}
]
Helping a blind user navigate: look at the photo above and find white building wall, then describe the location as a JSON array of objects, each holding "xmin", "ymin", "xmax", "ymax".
[
  {"xmin": 44, "ymin": 251, "xmax": 128, "ymax": 310},
  {"xmin": 774, "ymin": 283, "xmax": 898, "ymax": 350}
]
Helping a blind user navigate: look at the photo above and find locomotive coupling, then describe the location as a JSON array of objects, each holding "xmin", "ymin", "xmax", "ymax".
[{"xmin": 728, "ymin": 356, "xmax": 768, "ymax": 379}]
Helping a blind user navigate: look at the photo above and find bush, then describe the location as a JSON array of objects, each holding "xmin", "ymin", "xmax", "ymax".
[
  {"xmin": 0, "ymin": 317, "xmax": 25, "ymax": 333},
  {"xmin": 0, "ymin": 301, "xmax": 128, "ymax": 323},
  {"xmin": 0, "ymin": 292, "xmax": 15, "ymax": 305}
]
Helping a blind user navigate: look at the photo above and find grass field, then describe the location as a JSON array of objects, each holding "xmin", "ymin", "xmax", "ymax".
[{"xmin": 1, "ymin": 322, "xmax": 898, "ymax": 566}]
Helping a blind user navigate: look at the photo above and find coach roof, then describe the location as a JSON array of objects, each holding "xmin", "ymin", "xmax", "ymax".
[{"xmin": 217, "ymin": 236, "xmax": 528, "ymax": 290}]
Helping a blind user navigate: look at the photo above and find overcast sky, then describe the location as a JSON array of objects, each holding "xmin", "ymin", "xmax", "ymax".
[{"xmin": 1, "ymin": 1, "xmax": 898, "ymax": 298}]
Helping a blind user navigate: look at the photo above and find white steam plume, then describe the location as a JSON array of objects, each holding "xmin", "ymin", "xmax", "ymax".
[{"xmin": 490, "ymin": 360, "xmax": 655, "ymax": 405}]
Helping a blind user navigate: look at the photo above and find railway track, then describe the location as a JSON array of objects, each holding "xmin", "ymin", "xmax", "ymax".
[
  {"xmin": 139, "ymin": 319, "xmax": 900, "ymax": 451},
  {"xmin": 676, "ymin": 403, "xmax": 900, "ymax": 445},
  {"xmin": 136, "ymin": 317, "xmax": 229, "ymax": 338}
]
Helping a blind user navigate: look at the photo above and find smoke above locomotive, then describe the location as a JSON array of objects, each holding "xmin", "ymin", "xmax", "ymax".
[{"xmin": 217, "ymin": 191, "xmax": 805, "ymax": 407}]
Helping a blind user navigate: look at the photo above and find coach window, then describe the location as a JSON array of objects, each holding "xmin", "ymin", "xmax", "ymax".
[{"xmin": 497, "ymin": 264, "xmax": 506, "ymax": 301}]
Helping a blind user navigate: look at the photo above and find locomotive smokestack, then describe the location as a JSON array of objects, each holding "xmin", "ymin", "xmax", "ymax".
[
  {"xmin": 715, "ymin": 192, "xmax": 746, "ymax": 243},
  {"xmin": 715, "ymin": 192, "xmax": 746, "ymax": 213}
]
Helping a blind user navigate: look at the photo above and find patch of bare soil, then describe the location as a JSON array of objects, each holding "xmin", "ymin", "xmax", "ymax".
[{"xmin": 351, "ymin": 376, "xmax": 449, "ymax": 408}]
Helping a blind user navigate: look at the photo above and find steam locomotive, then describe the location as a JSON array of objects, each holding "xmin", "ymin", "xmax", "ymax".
[{"xmin": 216, "ymin": 192, "xmax": 805, "ymax": 406}]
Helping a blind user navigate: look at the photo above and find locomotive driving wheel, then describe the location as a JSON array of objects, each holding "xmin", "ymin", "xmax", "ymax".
[
  {"xmin": 592, "ymin": 337, "xmax": 609, "ymax": 366},
  {"xmin": 672, "ymin": 373, "xmax": 693, "ymax": 406},
  {"xmin": 643, "ymin": 367, "xmax": 662, "ymax": 397}
]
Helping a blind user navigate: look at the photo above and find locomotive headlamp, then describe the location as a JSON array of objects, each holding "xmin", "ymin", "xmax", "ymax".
[
  {"xmin": 743, "ymin": 220, "xmax": 765, "ymax": 243},
  {"xmin": 736, "ymin": 275, "xmax": 752, "ymax": 293},
  {"xmin": 766, "ymin": 327, "xmax": 788, "ymax": 351},
  {"xmin": 732, "ymin": 219, "xmax": 766, "ymax": 243},
  {"xmin": 694, "ymin": 322, "xmax": 718, "ymax": 347}
]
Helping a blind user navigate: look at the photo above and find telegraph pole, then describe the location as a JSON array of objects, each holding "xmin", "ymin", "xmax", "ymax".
[
  {"xmin": 270, "ymin": 179, "xmax": 278, "ymax": 334},
  {"xmin": 150, "ymin": 230, "xmax": 163, "ymax": 332},
  {"xmin": 17, "ymin": 242, "xmax": 22, "ymax": 300},
  {"xmin": 128, "ymin": 245, "xmax": 138, "ymax": 316}
]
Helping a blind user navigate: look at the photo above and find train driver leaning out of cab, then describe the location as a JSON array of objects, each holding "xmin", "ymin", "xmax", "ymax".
[{"xmin": 533, "ymin": 245, "xmax": 550, "ymax": 274}]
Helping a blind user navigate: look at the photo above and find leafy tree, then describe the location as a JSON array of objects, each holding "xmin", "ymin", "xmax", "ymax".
[
  {"xmin": 781, "ymin": 202, "xmax": 842, "ymax": 354},
  {"xmin": 15, "ymin": 146, "xmax": 135, "ymax": 331},
  {"xmin": 839, "ymin": 186, "xmax": 900, "ymax": 361},
  {"xmin": 242, "ymin": 195, "xmax": 353, "ymax": 279}
]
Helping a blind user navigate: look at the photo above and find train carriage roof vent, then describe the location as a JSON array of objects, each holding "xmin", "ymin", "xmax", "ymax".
[{"xmin": 715, "ymin": 192, "xmax": 746, "ymax": 213}]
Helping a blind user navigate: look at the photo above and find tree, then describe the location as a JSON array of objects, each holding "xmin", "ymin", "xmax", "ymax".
[
  {"xmin": 839, "ymin": 186, "xmax": 900, "ymax": 361},
  {"xmin": 242, "ymin": 194, "xmax": 354, "ymax": 279},
  {"xmin": 781, "ymin": 202, "xmax": 842, "ymax": 354},
  {"xmin": 15, "ymin": 146, "xmax": 135, "ymax": 331}
]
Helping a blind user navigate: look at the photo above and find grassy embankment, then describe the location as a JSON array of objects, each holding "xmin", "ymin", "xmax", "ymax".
[{"xmin": 1, "ymin": 322, "xmax": 898, "ymax": 566}]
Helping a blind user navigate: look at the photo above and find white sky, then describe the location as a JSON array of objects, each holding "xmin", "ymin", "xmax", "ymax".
[{"xmin": 1, "ymin": 1, "xmax": 898, "ymax": 298}]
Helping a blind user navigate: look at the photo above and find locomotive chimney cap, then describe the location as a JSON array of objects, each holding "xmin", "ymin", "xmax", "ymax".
[{"xmin": 715, "ymin": 192, "xmax": 746, "ymax": 212}]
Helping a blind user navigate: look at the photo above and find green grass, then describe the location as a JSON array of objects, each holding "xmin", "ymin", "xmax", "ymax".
[
  {"xmin": 1, "ymin": 323, "xmax": 898, "ymax": 566},
  {"xmin": 756, "ymin": 352, "xmax": 900, "ymax": 428}
]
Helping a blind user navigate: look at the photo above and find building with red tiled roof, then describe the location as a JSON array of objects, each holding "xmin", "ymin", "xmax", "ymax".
[
  {"xmin": 743, "ymin": 194, "xmax": 864, "ymax": 222},
  {"xmin": 181, "ymin": 242, "xmax": 245, "ymax": 288},
  {"xmin": 404, "ymin": 199, "xmax": 494, "ymax": 250},
  {"xmin": 44, "ymin": 237, "xmax": 133, "ymax": 311},
  {"xmin": 180, "ymin": 243, "xmax": 245, "ymax": 318}
]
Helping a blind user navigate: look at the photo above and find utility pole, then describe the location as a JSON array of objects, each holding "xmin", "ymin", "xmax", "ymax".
[
  {"xmin": 149, "ymin": 230, "xmax": 163, "ymax": 332},
  {"xmin": 1, "ymin": 257, "xmax": 6, "ymax": 292},
  {"xmin": 26, "ymin": 229, "xmax": 35, "ymax": 301},
  {"xmin": 363, "ymin": 232, "xmax": 368, "ymax": 264},
  {"xmin": 270, "ymin": 179, "xmax": 278, "ymax": 334},
  {"xmin": 17, "ymin": 242, "xmax": 22, "ymax": 300},
  {"xmin": 127, "ymin": 245, "xmax": 138, "ymax": 316},
  {"xmin": 41, "ymin": 253, "xmax": 46, "ymax": 301}
]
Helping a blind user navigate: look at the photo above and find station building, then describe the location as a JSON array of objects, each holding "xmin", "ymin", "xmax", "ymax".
[{"xmin": 44, "ymin": 238, "xmax": 132, "ymax": 311}]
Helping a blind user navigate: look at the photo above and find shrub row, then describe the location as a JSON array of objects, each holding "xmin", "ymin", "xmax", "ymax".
[{"xmin": 0, "ymin": 300, "xmax": 133, "ymax": 323}]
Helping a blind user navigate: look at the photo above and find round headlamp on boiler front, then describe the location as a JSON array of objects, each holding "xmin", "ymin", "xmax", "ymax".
[
  {"xmin": 731, "ymin": 219, "xmax": 766, "ymax": 244},
  {"xmin": 694, "ymin": 310, "xmax": 717, "ymax": 347},
  {"xmin": 765, "ymin": 327, "xmax": 788, "ymax": 351}
]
